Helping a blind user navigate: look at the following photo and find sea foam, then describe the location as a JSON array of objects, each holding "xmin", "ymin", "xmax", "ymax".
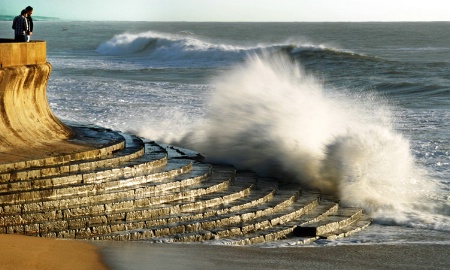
[{"xmin": 140, "ymin": 53, "xmax": 449, "ymax": 231}]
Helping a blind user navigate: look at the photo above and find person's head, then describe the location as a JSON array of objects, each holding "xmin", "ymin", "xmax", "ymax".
[
  {"xmin": 21, "ymin": 9, "xmax": 27, "ymax": 17},
  {"xmin": 25, "ymin": 6, "xmax": 33, "ymax": 16}
]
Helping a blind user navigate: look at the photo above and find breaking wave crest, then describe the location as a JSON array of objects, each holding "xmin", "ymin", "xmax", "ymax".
[
  {"xmin": 95, "ymin": 30, "xmax": 368, "ymax": 64},
  {"xmin": 96, "ymin": 31, "xmax": 249, "ymax": 58}
]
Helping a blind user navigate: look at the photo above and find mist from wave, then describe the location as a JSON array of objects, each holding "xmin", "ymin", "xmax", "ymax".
[{"xmin": 138, "ymin": 53, "xmax": 450, "ymax": 232}]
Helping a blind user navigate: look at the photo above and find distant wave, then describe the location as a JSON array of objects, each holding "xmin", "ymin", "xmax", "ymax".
[
  {"xmin": 285, "ymin": 44, "xmax": 385, "ymax": 66},
  {"xmin": 95, "ymin": 30, "xmax": 368, "ymax": 64},
  {"xmin": 96, "ymin": 31, "xmax": 252, "ymax": 59}
]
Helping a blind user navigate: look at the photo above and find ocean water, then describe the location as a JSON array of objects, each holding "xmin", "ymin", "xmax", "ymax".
[{"xmin": 0, "ymin": 21, "xmax": 449, "ymax": 246}]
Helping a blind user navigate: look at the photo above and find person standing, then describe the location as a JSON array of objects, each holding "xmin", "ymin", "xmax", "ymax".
[
  {"xmin": 12, "ymin": 10, "xmax": 28, "ymax": 42},
  {"xmin": 25, "ymin": 6, "xmax": 34, "ymax": 42}
]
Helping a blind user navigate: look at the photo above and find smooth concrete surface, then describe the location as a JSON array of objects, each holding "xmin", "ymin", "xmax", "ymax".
[{"xmin": 0, "ymin": 39, "xmax": 47, "ymax": 67}]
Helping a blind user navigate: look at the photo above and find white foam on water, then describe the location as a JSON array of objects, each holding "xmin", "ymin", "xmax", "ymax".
[{"xmin": 139, "ymin": 53, "xmax": 449, "ymax": 231}]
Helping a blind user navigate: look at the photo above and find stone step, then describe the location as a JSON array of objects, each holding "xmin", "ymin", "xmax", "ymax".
[
  {"xmin": 157, "ymin": 143, "xmax": 204, "ymax": 161},
  {"xmin": 181, "ymin": 178, "xmax": 278, "ymax": 218},
  {"xmin": 294, "ymin": 199, "xmax": 340, "ymax": 225},
  {"xmin": 0, "ymin": 159, "xmax": 202, "ymax": 214},
  {"xmin": 259, "ymin": 205, "xmax": 364, "ymax": 246},
  {"xmin": 21, "ymin": 172, "xmax": 257, "ymax": 238},
  {"xmin": 0, "ymin": 164, "xmax": 237, "ymax": 233},
  {"xmin": 0, "ymin": 132, "xmax": 146, "ymax": 182},
  {"xmin": 165, "ymin": 193, "xmax": 320, "ymax": 243},
  {"xmin": 292, "ymin": 207, "xmax": 364, "ymax": 237},
  {"xmin": 317, "ymin": 215, "xmax": 372, "ymax": 240},
  {"xmin": 94, "ymin": 190, "xmax": 319, "ymax": 242},
  {"xmin": 0, "ymin": 125, "xmax": 126, "ymax": 173},
  {"xmin": 203, "ymin": 200, "xmax": 340, "ymax": 246},
  {"xmin": 0, "ymin": 145, "xmax": 169, "ymax": 200},
  {"xmin": 83, "ymin": 181, "xmax": 278, "ymax": 239},
  {"xmin": 0, "ymin": 157, "xmax": 190, "ymax": 207},
  {"xmin": 29, "ymin": 173, "xmax": 261, "ymax": 238},
  {"xmin": 237, "ymin": 200, "xmax": 340, "ymax": 245},
  {"xmin": 100, "ymin": 177, "xmax": 275, "ymax": 226},
  {"xmin": 0, "ymin": 163, "xmax": 214, "ymax": 228},
  {"xmin": 118, "ymin": 171, "xmax": 260, "ymax": 222},
  {"xmin": 9, "ymin": 172, "xmax": 240, "ymax": 237},
  {"xmin": 251, "ymin": 211, "xmax": 371, "ymax": 247}
]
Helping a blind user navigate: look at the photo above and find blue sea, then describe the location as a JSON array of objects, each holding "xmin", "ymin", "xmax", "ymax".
[{"xmin": 0, "ymin": 21, "xmax": 449, "ymax": 246}]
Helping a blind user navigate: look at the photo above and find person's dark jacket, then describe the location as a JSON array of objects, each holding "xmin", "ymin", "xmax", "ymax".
[{"xmin": 26, "ymin": 16, "xmax": 33, "ymax": 34}]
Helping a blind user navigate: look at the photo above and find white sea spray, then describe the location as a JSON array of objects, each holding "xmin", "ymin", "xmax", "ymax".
[{"xmin": 150, "ymin": 53, "xmax": 450, "ymax": 231}]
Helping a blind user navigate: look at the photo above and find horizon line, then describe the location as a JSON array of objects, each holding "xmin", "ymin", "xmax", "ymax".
[{"xmin": 1, "ymin": 18, "xmax": 449, "ymax": 23}]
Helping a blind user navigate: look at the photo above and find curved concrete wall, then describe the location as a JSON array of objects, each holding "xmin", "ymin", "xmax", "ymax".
[{"xmin": 0, "ymin": 41, "xmax": 71, "ymax": 152}]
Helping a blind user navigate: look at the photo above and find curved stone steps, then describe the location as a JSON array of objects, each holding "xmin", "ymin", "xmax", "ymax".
[
  {"xmin": 0, "ymin": 159, "xmax": 192, "ymax": 206},
  {"xmin": 0, "ymin": 160, "xmax": 202, "ymax": 215},
  {"xmin": 0, "ymin": 164, "xmax": 237, "ymax": 232},
  {"xmin": 293, "ymin": 207, "xmax": 364, "ymax": 237},
  {"xmin": 27, "ymin": 172, "xmax": 257, "ymax": 238},
  {"xmin": 317, "ymin": 215, "xmax": 372, "ymax": 240},
  {"xmin": 38, "ymin": 176, "xmax": 266, "ymax": 240},
  {"xmin": 0, "ymin": 133, "xmax": 146, "ymax": 182},
  {"xmin": 258, "ymin": 204, "xmax": 365, "ymax": 245},
  {"xmin": 83, "ymin": 182, "xmax": 280, "ymax": 240},
  {"xmin": 207, "ymin": 201, "xmax": 350, "ymax": 246},
  {"xmin": 0, "ymin": 142, "xmax": 168, "ymax": 194},
  {"xmin": 0, "ymin": 162, "xmax": 212, "ymax": 227},
  {"xmin": 93, "ymin": 189, "xmax": 317, "ymax": 242},
  {"xmin": 289, "ymin": 199, "xmax": 340, "ymax": 226},
  {"xmin": 0, "ymin": 125, "xmax": 126, "ymax": 173},
  {"xmin": 182, "ymin": 199, "xmax": 340, "ymax": 246},
  {"xmin": 4, "ymin": 167, "xmax": 243, "ymax": 237},
  {"xmin": 183, "ymin": 179, "xmax": 278, "ymax": 218},
  {"xmin": 108, "ymin": 177, "xmax": 276, "ymax": 226},
  {"xmin": 247, "ymin": 210, "xmax": 372, "ymax": 247},
  {"xmin": 158, "ymin": 143, "xmax": 204, "ymax": 161},
  {"xmin": 0, "ymin": 128, "xmax": 372, "ymax": 245},
  {"xmin": 231, "ymin": 200, "xmax": 340, "ymax": 245},
  {"xmin": 0, "ymin": 142, "xmax": 167, "ymax": 195},
  {"xmin": 157, "ymin": 192, "xmax": 320, "ymax": 243}
]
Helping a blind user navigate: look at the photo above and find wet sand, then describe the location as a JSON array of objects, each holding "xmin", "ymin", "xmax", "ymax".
[
  {"xmin": 2, "ymin": 235, "xmax": 449, "ymax": 270},
  {"xmin": 97, "ymin": 241, "xmax": 449, "ymax": 270}
]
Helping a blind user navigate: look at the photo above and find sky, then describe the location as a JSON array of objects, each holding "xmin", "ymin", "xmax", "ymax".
[{"xmin": 1, "ymin": 0, "xmax": 449, "ymax": 22}]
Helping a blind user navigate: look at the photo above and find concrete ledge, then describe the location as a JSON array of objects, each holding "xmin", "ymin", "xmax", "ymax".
[{"xmin": 0, "ymin": 39, "xmax": 46, "ymax": 67}]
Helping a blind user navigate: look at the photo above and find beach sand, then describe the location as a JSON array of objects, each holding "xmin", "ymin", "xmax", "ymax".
[
  {"xmin": 2, "ymin": 235, "xmax": 449, "ymax": 270},
  {"xmin": 0, "ymin": 234, "xmax": 107, "ymax": 270}
]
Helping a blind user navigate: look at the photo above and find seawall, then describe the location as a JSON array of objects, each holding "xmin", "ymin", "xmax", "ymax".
[{"xmin": 0, "ymin": 40, "xmax": 71, "ymax": 151}]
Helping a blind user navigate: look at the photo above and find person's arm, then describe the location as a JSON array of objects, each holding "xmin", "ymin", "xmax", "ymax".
[{"xmin": 28, "ymin": 17, "xmax": 33, "ymax": 34}]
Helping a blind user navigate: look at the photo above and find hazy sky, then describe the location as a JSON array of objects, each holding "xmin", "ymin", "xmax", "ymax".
[{"xmin": 1, "ymin": 0, "xmax": 449, "ymax": 21}]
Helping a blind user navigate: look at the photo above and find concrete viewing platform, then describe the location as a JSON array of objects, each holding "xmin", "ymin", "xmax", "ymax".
[
  {"xmin": 0, "ymin": 39, "xmax": 47, "ymax": 67},
  {"xmin": 0, "ymin": 41, "xmax": 371, "ymax": 245}
]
